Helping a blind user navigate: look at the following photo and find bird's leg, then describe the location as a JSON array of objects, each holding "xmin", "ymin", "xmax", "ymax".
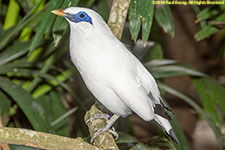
[
  {"xmin": 86, "ymin": 113, "xmax": 111, "ymax": 123},
  {"xmin": 90, "ymin": 114, "xmax": 120, "ymax": 143}
]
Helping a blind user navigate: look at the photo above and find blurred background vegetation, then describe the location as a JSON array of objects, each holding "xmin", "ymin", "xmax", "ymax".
[{"xmin": 0, "ymin": 0, "xmax": 225, "ymax": 149}]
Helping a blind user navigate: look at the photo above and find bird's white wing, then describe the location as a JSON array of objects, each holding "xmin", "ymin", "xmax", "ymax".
[
  {"xmin": 136, "ymin": 62, "xmax": 174, "ymax": 118},
  {"xmin": 136, "ymin": 63, "xmax": 161, "ymax": 104},
  {"xmin": 110, "ymin": 70, "xmax": 155, "ymax": 121},
  {"xmin": 136, "ymin": 62, "xmax": 179, "ymax": 143}
]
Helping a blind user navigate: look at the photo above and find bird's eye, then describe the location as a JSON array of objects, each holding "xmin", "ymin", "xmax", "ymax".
[
  {"xmin": 69, "ymin": 11, "xmax": 92, "ymax": 24},
  {"xmin": 79, "ymin": 13, "xmax": 85, "ymax": 18}
]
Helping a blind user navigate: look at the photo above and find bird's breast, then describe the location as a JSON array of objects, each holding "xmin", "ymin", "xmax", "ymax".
[
  {"xmin": 71, "ymin": 44, "xmax": 119, "ymax": 83},
  {"xmin": 69, "ymin": 33, "xmax": 137, "ymax": 88}
]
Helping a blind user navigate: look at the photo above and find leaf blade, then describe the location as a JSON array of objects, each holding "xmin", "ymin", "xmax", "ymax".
[
  {"xmin": 155, "ymin": 5, "xmax": 174, "ymax": 36},
  {"xmin": 195, "ymin": 25, "xmax": 218, "ymax": 41},
  {"xmin": 0, "ymin": 77, "xmax": 50, "ymax": 132}
]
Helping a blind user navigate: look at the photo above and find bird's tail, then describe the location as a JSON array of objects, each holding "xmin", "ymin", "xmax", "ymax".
[{"xmin": 154, "ymin": 114, "xmax": 179, "ymax": 144}]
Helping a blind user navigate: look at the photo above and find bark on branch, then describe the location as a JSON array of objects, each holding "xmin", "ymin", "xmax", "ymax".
[
  {"xmin": 0, "ymin": 127, "xmax": 100, "ymax": 150},
  {"xmin": 85, "ymin": 105, "xmax": 119, "ymax": 150},
  {"xmin": 108, "ymin": 0, "xmax": 131, "ymax": 39}
]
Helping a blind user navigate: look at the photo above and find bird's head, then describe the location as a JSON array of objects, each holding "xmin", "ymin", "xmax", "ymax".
[{"xmin": 51, "ymin": 7, "xmax": 107, "ymax": 34}]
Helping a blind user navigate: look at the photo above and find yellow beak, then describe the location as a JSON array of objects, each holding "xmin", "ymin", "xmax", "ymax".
[{"xmin": 51, "ymin": 9, "xmax": 65, "ymax": 17}]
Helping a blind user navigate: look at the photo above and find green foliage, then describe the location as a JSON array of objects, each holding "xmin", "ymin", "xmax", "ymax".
[
  {"xmin": 0, "ymin": 0, "xmax": 81, "ymax": 145},
  {"xmin": 195, "ymin": 25, "xmax": 219, "ymax": 41},
  {"xmin": 194, "ymin": 5, "xmax": 225, "ymax": 41},
  {"xmin": 155, "ymin": 4, "xmax": 174, "ymax": 36},
  {"xmin": 129, "ymin": 0, "xmax": 154, "ymax": 44},
  {"xmin": 0, "ymin": 77, "xmax": 51, "ymax": 132},
  {"xmin": 0, "ymin": 0, "xmax": 225, "ymax": 150},
  {"xmin": 0, "ymin": 91, "xmax": 11, "ymax": 126}
]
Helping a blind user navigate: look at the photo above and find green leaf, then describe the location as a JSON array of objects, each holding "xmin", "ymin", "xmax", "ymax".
[
  {"xmin": 146, "ymin": 43, "xmax": 163, "ymax": 60},
  {"xmin": 191, "ymin": 5, "xmax": 206, "ymax": 28},
  {"xmin": 50, "ymin": 91, "xmax": 70, "ymax": 136},
  {"xmin": 148, "ymin": 64, "xmax": 206, "ymax": 78},
  {"xmin": 158, "ymin": 82, "xmax": 223, "ymax": 147},
  {"xmin": 19, "ymin": 0, "xmax": 46, "ymax": 42},
  {"xmin": 1, "ymin": 59, "xmax": 33, "ymax": 68},
  {"xmin": 52, "ymin": 0, "xmax": 79, "ymax": 46},
  {"xmin": 194, "ymin": 25, "xmax": 218, "ymax": 41},
  {"xmin": 131, "ymin": 143, "xmax": 151, "ymax": 150},
  {"xmin": 129, "ymin": 0, "xmax": 154, "ymax": 43},
  {"xmin": 0, "ymin": 77, "xmax": 50, "ymax": 132},
  {"xmin": 97, "ymin": 0, "xmax": 109, "ymax": 21},
  {"xmin": 29, "ymin": 0, "xmax": 64, "ymax": 52},
  {"xmin": 216, "ymin": 12, "xmax": 225, "ymax": 23},
  {"xmin": 25, "ymin": 35, "xmax": 69, "ymax": 92},
  {"xmin": 35, "ymin": 91, "xmax": 77, "ymax": 136},
  {"xmin": 205, "ymin": 78, "xmax": 225, "ymax": 115},
  {"xmin": 51, "ymin": 106, "xmax": 78, "ymax": 127},
  {"xmin": 0, "ymin": 90, "xmax": 11, "ymax": 126},
  {"xmin": 169, "ymin": 113, "xmax": 189, "ymax": 150},
  {"xmin": 155, "ymin": 5, "xmax": 174, "ymax": 36},
  {"xmin": 196, "ymin": 8, "xmax": 219, "ymax": 23},
  {"xmin": 0, "ymin": 0, "xmax": 44, "ymax": 51},
  {"xmin": 3, "ymin": 0, "xmax": 20, "ymax": 30},
  {"xmin": 116, "ymin": 132, "xmax": 138, "ymax": 144},
  {"xmin": 145, "ymin": 59, "xmax": 177, "ymax": 67},
  {"xmin": 192, "ymin": 78, "xmax": 225, "ymax": 124},
  {"xmin": 32, "ymin": 69, "xmax": 73, "ymax": 99},
  {"xmin": 0, "ymin": 61, "xmax": 34, "ymax": 75},
  {"xmin": 24, "ymin": 10, "xmax": 46, "ymax": 29},
  {"xmin": 220, "ymin": 3, "xmax": 225, "ymax": 10},
  {"xmin": 0, "ymin": 41, "xmax": 31, "ymax": 66},
  {"xmin": 86, "ymin": 0, "xmax": 96, "ymax": 7},
  {"xmin": 141, "ymin": 0, "xmax": 154, "ymax": 44},
  {"xmin": 3, "ymin": 68, "xmax": 34, "ymax": 77},
  {"xmin": 129, "ymin": 0, "xmax": 141, "ymax": 42},
  {"xmin": 196, "ymin": 7, "xmax": 211, "ymax": 22}
]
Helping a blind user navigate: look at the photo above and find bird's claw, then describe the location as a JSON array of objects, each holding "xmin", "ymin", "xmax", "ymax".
[
  {"xmin": 90, "ymin": 127, "xmax": 106, "ymax": 143},
  {"xmin": 90, "ymin": 127, "xmax": 119, "ymax": 143},
  {"xmin": 109, "ymin": 127, "xmax": 119, "ymax": 140},
  {"xmin": 88, "ymin": 114, "xmax": 120, "ymax": 143}
]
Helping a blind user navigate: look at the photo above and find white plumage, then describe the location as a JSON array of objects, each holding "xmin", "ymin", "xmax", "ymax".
[{"xmin": 52, "ymin": 7, "xmax": 178, "ymax": 144}]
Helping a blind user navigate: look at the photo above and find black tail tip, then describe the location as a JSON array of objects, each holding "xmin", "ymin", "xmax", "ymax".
[{"xmin": 168, "ymin": 129, "xmax": 179, "ymax": 145}]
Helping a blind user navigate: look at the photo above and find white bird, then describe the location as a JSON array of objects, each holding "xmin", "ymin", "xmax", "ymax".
[{"xmin": 52, "ymin": 7, "xmax": 179, "ymax": 144}]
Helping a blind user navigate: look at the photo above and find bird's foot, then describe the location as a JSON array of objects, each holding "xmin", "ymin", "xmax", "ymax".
[
  {"xmin": 86, "ymin": 113, "xmax": 111, "ymax": 124},
  {"xmin": 90, "ymin": 126, "xmax": 119, "ymax": 143},
  {"xmin": 109, "ymin": 127, "xmax": 119, "ymax": 140},
  {"xmin": 89, "ymin": 114, "xmax": 120, "ymax": 143}
]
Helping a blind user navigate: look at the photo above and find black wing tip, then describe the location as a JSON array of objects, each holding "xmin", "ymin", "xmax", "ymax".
[
  {"xmin": 168, "ymin": 129, "xmax": 179, "ymax": 145},
  {"xmin": 154, "ymin": 103, "xmax": 172, "ymax": 120}
]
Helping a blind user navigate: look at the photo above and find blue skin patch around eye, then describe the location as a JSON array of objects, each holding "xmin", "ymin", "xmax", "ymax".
[{"xmin": 65, "ymin": 11, "xmax": 93, "ymax": 24}]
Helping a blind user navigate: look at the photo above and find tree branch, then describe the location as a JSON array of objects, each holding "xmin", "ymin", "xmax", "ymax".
[
  {"xmin": 0, "ymin": 127, "xmax": 100, "ymax": 150},
  {"xmin": 85, "ymin": 105, "xmax": 119, "ymax": 150},
  {"xmin": 108, "ymin": 0, "xmax": 131, "ymax": 39},
  {"xmin": 0, "ymin": 116, "xmax": 10, "ymax": 150}
]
